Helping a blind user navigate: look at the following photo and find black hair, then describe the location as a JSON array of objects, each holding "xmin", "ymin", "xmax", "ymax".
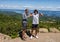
[{"xmin": 34, "ymin": 9, "xmax": 38, "ymax": 13}]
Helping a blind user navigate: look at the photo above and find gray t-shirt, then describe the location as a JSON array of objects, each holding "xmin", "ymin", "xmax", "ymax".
[
  {"xmin": 22, "ymin": 13, "xmax": 29, "ymax": 20},
  {"xmin": 22, "ymin": 13, "xmax": 29, "ymax": 23}
]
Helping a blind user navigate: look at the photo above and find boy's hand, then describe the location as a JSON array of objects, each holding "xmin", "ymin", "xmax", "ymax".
[{"xmin": 40, "ymin": 13, "xmax": 43, "ymax": 16}]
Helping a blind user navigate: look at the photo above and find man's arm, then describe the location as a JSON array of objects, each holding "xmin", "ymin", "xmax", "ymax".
[
  {"xmin": 27, "ymin": 13, "xmax": 33, "ymax": 17},
  {"xmin": 30, "ymin": 13, "xmax": 33, "ymax": 17}
]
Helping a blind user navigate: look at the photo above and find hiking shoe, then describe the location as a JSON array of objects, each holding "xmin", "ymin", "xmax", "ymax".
[
  {"xmin": 35, "ymin": 36, "xmax": 38, "ymax": 39},
  {"xmin": 30, "ymin": 36, "xmax": 33, "ymax": 39}
]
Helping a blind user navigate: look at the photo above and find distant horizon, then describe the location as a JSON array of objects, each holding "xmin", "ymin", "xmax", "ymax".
[{"xmin": 0, "ymin": 8, "xmax": 60, "ymax": 11}]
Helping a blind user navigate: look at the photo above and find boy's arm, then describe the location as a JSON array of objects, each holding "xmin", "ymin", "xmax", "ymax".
[{"xmin": 39, "ymin": 13, "xmax": 43, "ymax": 16}]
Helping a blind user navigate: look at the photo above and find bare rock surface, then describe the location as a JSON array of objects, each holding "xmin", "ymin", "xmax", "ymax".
[
  {"xmin": 0, "ymin": 33, "xmax": 60, "ymax": 42},
  {"xmin": 49, "ymin": 28, "xmax": 60, "ymax": 33},
  {"xmin": 39, "ymin": 28, "xmax": 48, "ymax": 33}
]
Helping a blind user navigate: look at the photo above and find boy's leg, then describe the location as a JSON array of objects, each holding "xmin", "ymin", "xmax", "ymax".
[
  {"xmin": 31, "ymin": 28, "xmax": 34, "ymax": 36},
  {"xmin": 35, "ymin": 28, "xmax": 39, "ymax": 39},
  {"xmin": 35, "ymin": 28, "xmax": 38, "ymax": 36},
  {"xmin": 31, "ymin": 24, "xmax": 35, "ymax": 36},
  {"xmin": 34, "ymin": 24, "xmax": 39, "ymax": 38}
]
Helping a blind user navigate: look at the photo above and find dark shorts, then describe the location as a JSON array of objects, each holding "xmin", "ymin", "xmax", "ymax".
[
  {"xmin": 22, "ymin": 19, "xmax": 27, "ymax": 29},
  {"xmin": 32, "ymin": 24, "xmax": 38, "ymax": 28}
]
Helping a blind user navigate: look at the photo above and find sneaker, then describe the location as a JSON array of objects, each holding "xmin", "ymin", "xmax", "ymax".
[
  {"xmin": 35, "ymin": 36, "xmax": 38, "ymax": 39},
  {"xmin": 30, "ymin": 36, "xmax": 33, "ymax": 39}
]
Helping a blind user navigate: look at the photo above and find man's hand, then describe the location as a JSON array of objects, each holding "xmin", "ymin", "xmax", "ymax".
[{"xmin": 30, "ymin": 13, "xmax": 33, "ymax": 17}]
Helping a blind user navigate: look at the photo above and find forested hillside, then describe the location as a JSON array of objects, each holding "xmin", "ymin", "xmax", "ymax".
[{"xmin": 0, "ymin": 11, "xmax": 60, "ymax": 38}]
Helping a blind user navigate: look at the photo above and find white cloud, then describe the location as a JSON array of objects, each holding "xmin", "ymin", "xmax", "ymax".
[
  {"xmin": 0, "ymin": 4, "xmax": 60, "ymax": 11},
  {"xmin": 0, "ymin": 4, "xmax": 20, "ymax": 9}
]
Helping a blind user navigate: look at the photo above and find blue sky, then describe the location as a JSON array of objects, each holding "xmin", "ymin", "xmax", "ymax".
[{"xmin": 0, "ymin": 0, "xmax": 60, "ymax": 10}]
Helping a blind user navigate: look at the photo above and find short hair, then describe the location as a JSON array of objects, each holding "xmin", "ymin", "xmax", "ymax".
[
  {"xmin": 25, "ymin": 9, "xmax": 28, "ymax": 11},
  {"xmin": 34, "ymin": 9, "xmax": 38, "ymax": 13}
]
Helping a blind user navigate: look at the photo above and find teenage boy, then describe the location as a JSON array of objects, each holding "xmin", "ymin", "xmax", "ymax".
[
  {"xmin": 22, "ymin": 9, "xmax": 29, "ymax": 40},
  {"xmin": 30, "ymin": 9, "xmax": 43, "ymax": 39}
]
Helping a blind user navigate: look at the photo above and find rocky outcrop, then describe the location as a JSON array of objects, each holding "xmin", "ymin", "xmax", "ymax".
[
  {"xmin": 39, "ymin": 28, "xmax": 48, "ymax": 33},
  {"xmin": 49, "ymin": 28, "xmax": 60, "ymax": 33},
  {"xmin": 0, "ymin": 33, "xmax": 11, "ymax": 42}
]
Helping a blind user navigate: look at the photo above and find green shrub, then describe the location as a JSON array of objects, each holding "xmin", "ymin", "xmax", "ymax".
[{"xmin": 0, "ymin": 12, "xmax": 60, "ymax": 38}]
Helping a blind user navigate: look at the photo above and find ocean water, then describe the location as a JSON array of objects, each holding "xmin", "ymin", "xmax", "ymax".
[
  {"xmin": 0, "ymin": 9, "xmax": 60, "ymax": 17},
  {"xmin": 15, "ymin": 10, "xmax": 60, "ymax": 17}
]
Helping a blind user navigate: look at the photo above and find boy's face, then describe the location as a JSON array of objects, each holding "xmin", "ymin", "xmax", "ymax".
[{"xmin": 35, "ymin": 11, "xmax": 38, "ymax": 14}]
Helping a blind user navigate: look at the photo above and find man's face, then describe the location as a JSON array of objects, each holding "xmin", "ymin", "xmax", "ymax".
[{"xmin": 25, "ymin": 9, "xmax": 29, "ymax": 14}]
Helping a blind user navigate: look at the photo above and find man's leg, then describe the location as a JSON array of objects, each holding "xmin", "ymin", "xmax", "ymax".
[
  {"xmin": 30, "ymin": 28, "xmax": 33, "ymax": 39},
  {"xmin": 22, "ymin": 23, "xmax": 27, "ymax": 40},
  {"xmin": 22, "ymin": 29, "xmax": 26, "ymax": 40},
  {"xmin": 31, "ymin": 28, "xmax": 34, "ymax": 36}
]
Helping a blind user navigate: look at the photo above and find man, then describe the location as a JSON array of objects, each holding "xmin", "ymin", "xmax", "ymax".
[{"xmin": 22, "ymin": 9, "xmax": 29, "ymax": 40}]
